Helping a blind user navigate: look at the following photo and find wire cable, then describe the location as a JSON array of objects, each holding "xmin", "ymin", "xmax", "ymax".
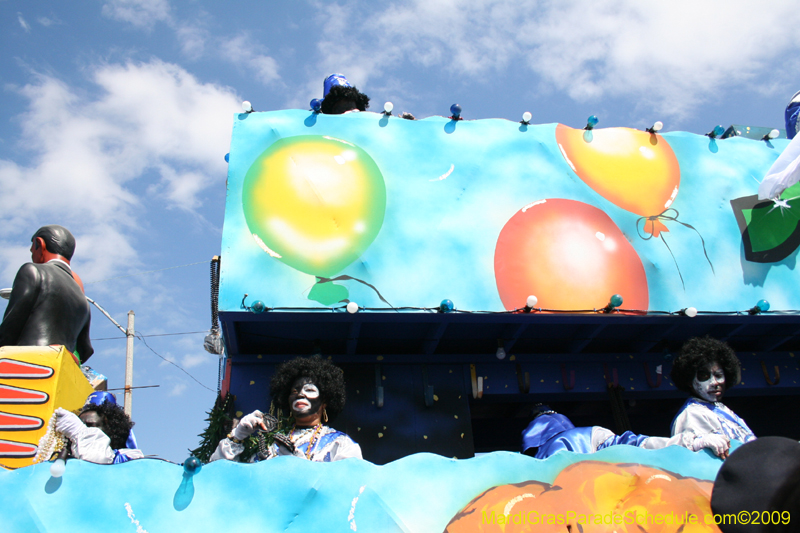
[
  {"xmin": 134, "ymin": 333, "xmax": 215, "ymax": 392},
  {"xmin": 92, "ymin": 331, "xmax": 209, "ymax": 341}
]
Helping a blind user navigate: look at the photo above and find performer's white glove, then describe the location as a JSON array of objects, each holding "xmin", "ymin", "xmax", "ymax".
[
  {"xmin": 232, "ymin": 410, "xmax": 265, "ymax": 441},
  {"xmin": 54, "ymin": 408, "xmax": 87, "ymax": 441},
  {"xmin": 691, "ymin": 433, "xmax": 730, "ymax": 458}
]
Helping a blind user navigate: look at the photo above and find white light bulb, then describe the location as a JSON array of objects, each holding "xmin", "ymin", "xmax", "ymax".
[
  {"xmin": 685, "ymin": 307, "xmax": 697, "ymax": 318},
  {"xmin": 652, "ymin": 121, "xmax": 663, "ymax": 132},
  {"xmin": 526, "ymin": 295, "xmax": 538, "ymax": 308},
  {"xmin": 50, "ymin": 458, "xmax": 66, "ymax": 477},
  {"xmin": 522, "ymin": 112, "xmax": 532, "ymax": 123},
  {"xmin": 384, "ymin": 102, "xmax": 393, "ymax": 113},
  {"xmin": 242, "ymin": 101, "xmax": 253, "ymax": 113},
  {"xmin": 496, "ymin": 347, "xmax": 506, "ymax": 360},
  {"xmin": 769, "ymin": 129, "xmax": 780, "ymax": 139},
  {"xmin": 346, "ymin": 302, "xmax": 359, "ymax": 314}
]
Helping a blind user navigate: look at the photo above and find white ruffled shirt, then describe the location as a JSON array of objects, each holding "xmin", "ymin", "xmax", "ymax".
[
  {"xmin": 210, "ymin": 425, "xmax": 362, "ymax": 463},
  {"xmin": 671, "ymin": 397, "xmax": 756, "ymax": 444}
]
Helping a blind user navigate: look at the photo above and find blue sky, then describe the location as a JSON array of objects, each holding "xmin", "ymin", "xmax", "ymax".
[{"xmin": 1, "ymin": 0, "xmax": 799, "ymax": 462}]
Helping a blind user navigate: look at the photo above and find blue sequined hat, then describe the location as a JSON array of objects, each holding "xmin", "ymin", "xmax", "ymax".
[
  {"xmin": 323, "ymin": 74, "xmax": 351, "ymax": 98},
  {"xmin": 85, "ymin": 391, "xmax": 117, "ymax": 406}
]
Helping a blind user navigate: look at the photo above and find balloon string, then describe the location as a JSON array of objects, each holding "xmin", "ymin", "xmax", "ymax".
[
  {"xmin": 659, "ymin": 233, "xmax": 685, "ymax": 291},
  {"xmin": 316, "ymin": 275, "xmax": 395, "ymax": 308},
  {"xmin": 636, "ymin": 208, "xmax": 715, "ymax": 287}
]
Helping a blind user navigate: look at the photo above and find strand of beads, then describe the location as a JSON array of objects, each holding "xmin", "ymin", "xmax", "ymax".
[
  {"xmin": 290, "ymin": 424, "xmax": 324, "ymax": 459},
  {"xmin": 34, "ymin": 412, "xmax": 66, "ymax": 463}
]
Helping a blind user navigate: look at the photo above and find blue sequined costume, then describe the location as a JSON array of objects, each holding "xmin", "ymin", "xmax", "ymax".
[{"xmin": 521, "ymin": 409, "xmax": 690, "ymax": 459}]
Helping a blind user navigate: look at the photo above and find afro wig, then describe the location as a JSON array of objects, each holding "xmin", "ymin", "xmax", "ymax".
[
  {"xmin": 270, "ymin": 356, "xmax": 347, "ymax": 420},
  {"xmin": 670, "ymin": 336, "xmax": 742, "ymax": 395},
  {"xmin": 320, "ymin": 85, "xmax": 370, "ymax": 114},
  {"xmin": 79, "ymin": 402, "xmax": 134, "ymax": 450}
]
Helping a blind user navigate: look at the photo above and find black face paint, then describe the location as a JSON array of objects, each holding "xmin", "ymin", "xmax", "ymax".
[
  {"xmin": 288, "ymin": 377, "xmax": 323, "ymax": 419},
  {"xmin": 80, "ymin": 411, "xmax": 105, "ymax": 434},
  {"xmin": 692, "ymin": 362, "xmax": 725, "ymax": 402}
]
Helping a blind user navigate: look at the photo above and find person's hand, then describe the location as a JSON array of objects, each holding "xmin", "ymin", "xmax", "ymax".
[
  {"xmin": 692, "ymin": 433, "xmax": 730, "ymax": 459},
  {"xmin": 232, "ymin": 410, "xmax": 267, "ymax": 441},
  {"xmin": 54, "ymin": 408, "xmax": 86, "ymax": 440}
]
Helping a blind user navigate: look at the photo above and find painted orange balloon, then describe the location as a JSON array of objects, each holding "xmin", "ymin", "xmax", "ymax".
[
  {"xmin": 445, "ymin": 461, "xmax": 718, "ymax": 533},
  {"xmin": 555, "ymin": 124, "xmax": 680, "ymax": 224},
  {"xmin": 494, "ymin": 199, "xmax": 648, "ymax": 311}
]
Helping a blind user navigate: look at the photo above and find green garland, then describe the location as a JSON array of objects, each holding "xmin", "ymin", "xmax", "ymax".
[
  {"xmin": 190, "ymin": 393, "xmax": 235, "ymax": 463},
  {"xmin": 190, "ymin": 394, "xmax": 293, "ymax": 463}
]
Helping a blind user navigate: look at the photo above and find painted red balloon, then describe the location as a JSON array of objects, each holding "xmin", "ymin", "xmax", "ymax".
[{"xmin": 494, "ymin": 199, "xmax": 649, "ymax": 312}]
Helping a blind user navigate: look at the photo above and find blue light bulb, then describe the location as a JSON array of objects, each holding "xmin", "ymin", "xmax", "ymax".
[
  {"xmin": 310, "ymin": 99, "xmax": 322, "ymax": 112},
  {"xmin": 586, "ymin": 115, "xmax": 599, "ymax": 129},
  {"xmin": 251, "ymin": 300, "xmax": 266, "ymax": 313},
  {"xmin": 450, "ymin": 104, "xmax": 462, "ymax": 117},
  {"xmin": 609, "ymin": 294, "xmax": 623, "ymax": 308},
  {"xmin": 439, "ymin": 299, "xmax": 455, "ymax": 313},
  {"xmin": 713, "ymin": 125, "xmax": 724, "ymax": 137},
  {"xmin": 757, "ymin": 299, "xmax": 770, "ymax": 312},
  {"xmin": 224, "ymin": 153, "xmax": 229, "ymax": 163},
  {"xmin": 183, "ymin": 456, "xmax": 202, "ymax": 476}
]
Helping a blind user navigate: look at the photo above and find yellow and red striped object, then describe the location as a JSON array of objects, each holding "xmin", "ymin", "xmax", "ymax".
[{"xmin": 0, "ymin": 346, "xmax": 93, "ymax": 469}]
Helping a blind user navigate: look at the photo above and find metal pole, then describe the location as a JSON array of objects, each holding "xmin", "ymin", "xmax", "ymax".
[{"xmin": 124, "ymin": 311, "xmax": 134, "ymax": 417}]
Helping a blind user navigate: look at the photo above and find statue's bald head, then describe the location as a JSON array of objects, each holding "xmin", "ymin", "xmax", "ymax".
[{"xmin": 32, "ymin": 225, "xmax": 76, "ymax": 261}]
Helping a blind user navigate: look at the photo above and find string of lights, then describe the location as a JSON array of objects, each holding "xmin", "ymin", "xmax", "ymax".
[{"xmin": 239, "ymin": 294, "xmax": 781, "ymax": 317}]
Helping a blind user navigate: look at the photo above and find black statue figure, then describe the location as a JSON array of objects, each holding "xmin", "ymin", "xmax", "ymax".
[{"xmin": 0, "ymin": 225, "xmax": 93, "ymax": 362}]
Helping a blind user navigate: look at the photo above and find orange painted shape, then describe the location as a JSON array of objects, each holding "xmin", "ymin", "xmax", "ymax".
[
  {"xmin": 556, "ymin": 124, "xmax": 681, "ymax": 217},
  {"xmin": 646, "ymin": 219, "xmax": 670, "ymax": 238},
  {"xmin": 445, "ymin": 460, "xmax": 720, "ymax": 533},
  {"xmin": 0, "ymin": 358, "xmax": 54, "ymax": 379},
  {"xmin": 0, "ymin": 411, "xmax": 43, "ymax": 431},
  {"xmin": 0, "ymin": 439, "xmax": 37, "ymax": 458},
  {"xmin": 494, "ymin": 199, "xmax": 649, "ymax": 312},
  {"xmin": 0, "ymin": 384, "xmax": 49, "ymax": 404}
]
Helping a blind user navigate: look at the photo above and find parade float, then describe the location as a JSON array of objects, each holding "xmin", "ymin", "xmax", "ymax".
[{"xmin": 1, "ymin": 104, "xmax": 799, "ymax": 532}]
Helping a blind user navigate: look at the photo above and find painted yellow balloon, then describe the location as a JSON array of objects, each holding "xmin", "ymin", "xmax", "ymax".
[
  {"xmin": 242, "ymin": 135, "xmax": 386, "ymax": 277},
  {"xmin": 555, "ymin": 125, "xmax": 681, "ymax": 221}
]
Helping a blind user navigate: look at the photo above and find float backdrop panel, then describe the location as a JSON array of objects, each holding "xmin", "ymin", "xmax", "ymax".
[{"xmin": 220, "ymin": 110, "xmax": 793, "ymax": 313}]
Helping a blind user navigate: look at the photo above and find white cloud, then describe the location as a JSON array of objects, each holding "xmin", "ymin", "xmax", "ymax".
[
  {"xmin": 100, "ymin": 5, "xmax": 281, "ymax": 87},
  {"xmin": 220, "ymin": 34, "xmax": 280, "ymax": 85},
  {"xmin": 181, "ymin": 352, "xmax": 208, "ymax": 370},
  {"xmin": 310, "ymin": 0, "xmax": 800, "ymax": 122},
  {"xmin": 102, "ymin": 0, "xmax": 171, "ymax": 28},
  {"xmin": 0, "ymin": 60, "xmax": 240, "ymax": 283},
  {"xmin": 176, "ymin": 24, "xmax": 207, "ymax": 59},
  {"xmin": 169, "ymin": 382, "xmax": 187, "ymax": 396},
  {"xmin": 17, "ymin": 13, "xmax": 30, "ymax": 32},
  {"xmin": 37, "ymin": 15, "xmax": 63, "ymax": 27}
]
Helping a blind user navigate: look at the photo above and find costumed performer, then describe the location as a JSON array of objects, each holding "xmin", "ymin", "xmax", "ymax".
[
  {"xmin": 85, "ymin": 391, "xmax": 138, "ymax": 450},
  {"xmin": 53, "ymin": 399, "xmax": 142, "ymax": 464},
  {"xmin": 759, "ymin": 93, "xmax": 800, "ymax": 201},
  {"xmin": 320, "ymin": 74, "xmax": 370, "ymax": 115},
  {"xmin": 0, "ymin": 225, "xmax": 93, "ymax": 362},
  {"xmin": 521, "ymin": 404, "xmax": 717, "ymax": 459},
  {"xmin": 211, "ymin": 355, "xmax": 362, "ymax": 463},
  {"xmin": 670, "ymin": 336, "xmax": 755, "ymax": 460},
  {"xmin": 786, "ymin": 90, "xmax": 800, "ymax": 140}
]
